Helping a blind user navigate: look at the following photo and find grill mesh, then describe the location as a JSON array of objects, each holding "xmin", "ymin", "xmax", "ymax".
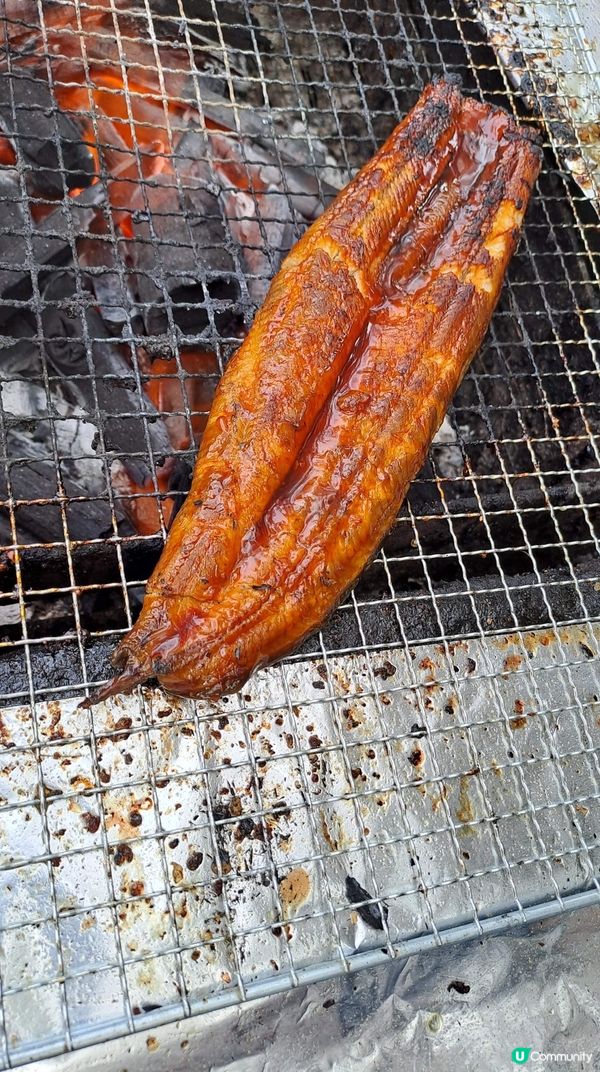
[{"xmin": 0, "ymin": 0, "xmax": 599, "ymax": 1065}]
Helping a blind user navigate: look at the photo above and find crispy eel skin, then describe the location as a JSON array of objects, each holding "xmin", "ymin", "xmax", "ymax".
[{"xmin": 89, "ymin": 87, "xmax": 541, "ymax": 704}]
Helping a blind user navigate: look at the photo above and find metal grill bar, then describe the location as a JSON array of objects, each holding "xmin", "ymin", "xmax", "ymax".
[{"xmin": 0, "ymin": 0, "xmax": 598, "ymax": 1065}]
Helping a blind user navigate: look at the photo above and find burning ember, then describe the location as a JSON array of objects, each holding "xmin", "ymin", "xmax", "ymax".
[{"xmin": 0, "ymin": 0, "xmax": 323, "ymax": 547}]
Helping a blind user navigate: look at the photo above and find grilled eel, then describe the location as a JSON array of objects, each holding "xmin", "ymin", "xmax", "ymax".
[{"xmin": 88, "ymin": 83, "xmax": 541, "ymax": 704}]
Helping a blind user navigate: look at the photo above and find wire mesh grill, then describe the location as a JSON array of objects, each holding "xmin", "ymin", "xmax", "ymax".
[{"xmin": 0, "ymin": 0, "xmax": 599, "ymax": 1065}]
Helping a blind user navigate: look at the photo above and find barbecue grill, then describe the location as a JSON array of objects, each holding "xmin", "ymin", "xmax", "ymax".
[{"xmin": 0, "ymin": 0, "xmax": 598, "ymax": 1066}]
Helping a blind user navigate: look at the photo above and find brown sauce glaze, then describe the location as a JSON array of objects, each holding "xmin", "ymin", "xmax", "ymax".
[
  {"xmin": 105, "ymin": 81, "xmax": 464, "ymax": 685},
  {"xmin": 85, "ymin": 86, "xmax": 542, "ymax": 705},
  {"xmin": 149, "ymin": 101, "xmax": 541, "ymax": 697},
  {"xmin": 380, "ymin": 100, "xmax": 510, "ymax": 301}
]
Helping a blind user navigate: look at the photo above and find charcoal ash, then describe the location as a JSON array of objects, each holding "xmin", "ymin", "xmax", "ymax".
[
  {"xmin": 40, "ymin": 270, "xmax": 177, "ymax": 487},
  {"xmin": 0, "ymin": 319, "xmax": 117, "ymax": 544},
  {"xmin": 0, "ymin": 270, "xmax": 188, "ymax": 546},
  {"xmin": 0, "ymin": 328, "xmax": 112, "ymax": 546}
]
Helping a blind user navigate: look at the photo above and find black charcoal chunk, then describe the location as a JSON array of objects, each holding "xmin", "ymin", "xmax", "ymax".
[
  {"xmin": 178, "ymin": 105, "xmax": 333, "ymax": 219},
  {"xmin": 176, "ymin": 128, "xmax": 306, "ymax": 307},
  {"xmin": 126, "ymin": 169, "xmax": 239, "ymax": 337},
  {"xmin": 0, "ymin": 168, "xmax": 28, "ymax": 306},
  {"xmin": 0, "ymin": 73, "xmax": 95, "ymax": 195},
  {"xmin": 31, "ymin": 183, "xmax": 106, "ymax": 266},
  {"xmin": 345, "ymin": 875, "xmax": 388, "ymax": 931},
  {"xmin": 77, "ymin": 216, "xmax": 131, "ymax": 329},
  {"xmin": 0, "ymin": 183, "xmax": 106, "ymax": 318},
  {"xmin": 0, "ymin": 456, "xmax": 114, "ymax": 543}
]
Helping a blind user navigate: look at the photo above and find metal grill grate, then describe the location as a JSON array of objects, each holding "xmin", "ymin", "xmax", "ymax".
[{"xmin": 0, "ymin": 0, "xmax": 598, "ymax": 1065}]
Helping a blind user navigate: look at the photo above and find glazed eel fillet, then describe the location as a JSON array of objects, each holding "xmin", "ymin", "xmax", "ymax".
[{"xmin": 90, "ymin": 80, "xmax": 541, "ymax": 704}]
